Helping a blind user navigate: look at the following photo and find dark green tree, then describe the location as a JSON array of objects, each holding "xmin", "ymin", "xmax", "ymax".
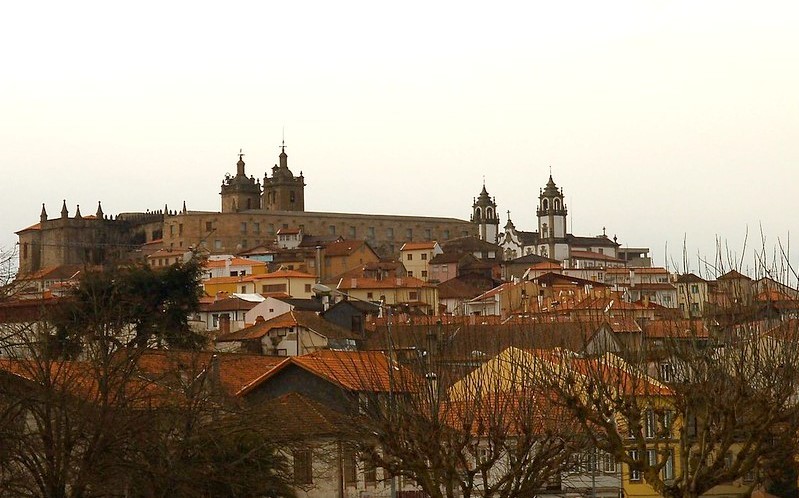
[{"xmin": 52, "ymin": 256, "xmax": 206, "ymax": 356}]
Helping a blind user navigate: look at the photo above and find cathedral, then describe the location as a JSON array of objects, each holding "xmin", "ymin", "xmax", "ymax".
[{"xmin": 15, "ymin": 144, "xmax": 634, "ymax": 276}]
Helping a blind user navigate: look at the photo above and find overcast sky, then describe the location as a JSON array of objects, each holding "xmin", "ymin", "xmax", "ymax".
[{"xmin": 2, "ymin": 1, "xmax": 798, "ymax": 278}]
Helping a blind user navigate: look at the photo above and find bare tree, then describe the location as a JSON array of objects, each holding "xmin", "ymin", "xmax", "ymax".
[{"xmin": 350, "ymin": 324, "xmax": 590, "ymax": 498}]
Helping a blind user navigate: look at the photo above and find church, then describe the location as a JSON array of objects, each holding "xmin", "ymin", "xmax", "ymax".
[{"xmin": 471, "ymin": 175, "xmax": 630, "ymax": 267}]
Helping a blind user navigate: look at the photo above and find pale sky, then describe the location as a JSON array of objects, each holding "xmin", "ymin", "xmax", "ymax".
[{"xmin": 2, "ymin": 1, "xmax": 798, "ymax": 278}]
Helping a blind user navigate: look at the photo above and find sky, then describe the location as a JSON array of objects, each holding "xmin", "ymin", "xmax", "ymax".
[{"xmin": 2, "ymin": 1, "xmax": 798, "ymax": 279}]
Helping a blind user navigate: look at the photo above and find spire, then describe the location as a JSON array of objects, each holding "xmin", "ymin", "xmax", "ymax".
[
  {"xmin": 279, "ymin": 140, "xmax": 288, "ymax": 169},
  {"xmin": 74, "ymin": 204, "xmax": 82, "ymax": 219},
  {"xmin": 40, "ymin": 203, "xmax": 48, "ymax": 223},
  {"xmin": 237, "ymin": 149, "xmax": 246, "ymax": 176},
  {"xmin": 182, "ymin": 200, "xmax": 187, "ymax": 214},
  {"xmin": 164, "ymin": 204, "xmax": 169, "ymax": 216},
  {"xmin": 60, "ymin": 200, "xmax": 68, "ymax": 219},
  {"xmin": 96, "ymin": 201, "xmax": 104, "ymax": 218}
]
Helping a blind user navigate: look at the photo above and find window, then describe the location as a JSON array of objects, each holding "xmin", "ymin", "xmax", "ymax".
[
  {"xmin": 387, "ymin": 227, "xmax": 394, "ymax": 240},
  {"xmin": 329, "ymin": 225, "xmax": 336, "ymax": 235},
  {"xmin": 304, "ymin": 284, "xmax": 311, "ymax": 293},
  {"xmin": 178, "ymin": 224, "xmax": 183, "ymax": 235},
  {"xmin": 214, "ymin": 240, "xmax": 222, "ymax": 250},
  {"xmin": 602, "ymin": 453, "xmax": 616, "ymax": 473},
  {"xmin": 407, "ymin": 253, "xmax": 413, "ymax": 261},
  {"xmin": 343, "ymin": 447, "xmax": 357, "ymax": 487},
  {"xmin": 421, "ymin": 253, "xmax": 428, "ymax": 261},
  {"xmin": 367, "ymin": 226, "xmax": 375, "ymax": 239},
  {"xmin": 290, "ymin": 191, "xmax": 296, "ymax": 202},
  {"xmin": 629, "ymin": 450, "xmax": 641, "ymax": 481},
  {"xmin": 645, "ymin": 409, "xmax": 656, "ymax": 439},
  {"xmin": 205, "ymin": 221, "xmax": 213, "ymax": 232},
  {"xmin": 240, "ymin": 222, "xmax": 247, "ymax": 234},
  {"xmin": 367, "ymin": 292, "xmax": 374, "ymax": 299},
  {"xmin": 443, "ymin": 230, "xmax": 450, "ymax": 239},
  {"xmin": 253, "ymin": 222, "xmax": 260, "ymax": 233},
  {"xmin": 409, "ymin": 291, "xmax": 418, "ymax": 301},
  {"xmin": 364, "ymin": 458, "xmax": 377, "ymax": 486},
  {"xmin": 262, "ymin": 284, "xmax": 288, "ymax": 293},
  {"xmin": 424, "ymin": 228, "xmax": 432, "ymax": 240},
  {"xmin": 348, "ymin": 226, "xmax": 356, "ymax": 238},
  {"xmin": 691, "ymin": 284, "xmax": 699, "ymax": 294},
  {"xmin": 663, "ymin": 450, "xmax": 674, "ymax": 480},
  {"xmin": 406, "ymin": 228, "xmax": 412, "ymax": 239},
  {"xmin": 407, "ymin": 271, "xmax": 413, "ymax": 277},
  {"xmin": 293, "ymin": 449, "xmax": 313, "ymax": 484},
  {"xmin": 690, "ymin": 302, "xmax": 699, "ymax": 312},
  {"xmin": 421, "ymin": 270, "xmax": 428, "ymax": 278},
  {"xmin": 660, "ymin": 363, "xmax": 674, "ymax": 382}
]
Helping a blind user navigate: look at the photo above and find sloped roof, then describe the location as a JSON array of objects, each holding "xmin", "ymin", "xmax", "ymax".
[
  {"xmin": 239, "ymin": 350, "xmax": 415, "ymax": 395},
  {"xmin": 135, "ymin": 350, "xmax": 285, "ymax": 397},
  {"xmin": 201, "ymin": 296, "xmax": 261, "ymax": 313},
  {"xmin": 566, "ymin": 234, "xmax": 619, "ymax": 248},
  {"xmin": 216, "ymin": 310, "xmax": 356, "ymax": 342},
  {"xmin": 324, "ymin": 239, "xmax": 374, "ymax": 257},
  {"xmin": 437, "ymin": 277, "xmax": 487, "ymax": 300},
  {"xmin": 675, "ymin": 273, "xmax": 707, "ymax": 284},
  {"xmin": 400, "ymin": 241, "xmax": 438, "ymax": 251},
  {"xmin": 442, "ymin": 236, "xmax": 501, "ymax": 254},
  {"xmin": 205, "ymin": 257, "xmax": 266, "ymax": 268},
  {"xmin": 717, "ymin": 269, "xmax": 752, "ymax": 281}
]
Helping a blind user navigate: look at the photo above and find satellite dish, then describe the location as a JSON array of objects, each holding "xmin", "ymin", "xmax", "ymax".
[{"xmin": 312, "ymin": 283, "xmax": 333, "ymax": 295}]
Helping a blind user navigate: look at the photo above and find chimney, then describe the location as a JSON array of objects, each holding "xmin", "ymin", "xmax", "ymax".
[
  {"xmin": 219, "ymin": 314, "xmax": 231, "ymax": 335},
  {"xmin": 207, "ymin": 354, "xmax": 222, "ymax": 395}
]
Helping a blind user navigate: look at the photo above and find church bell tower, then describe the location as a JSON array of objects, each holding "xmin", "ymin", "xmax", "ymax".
[
  {"xmin": 471, "ymin": 182, "xmax": 499, "ymax": 244},
  {"xmin": 536, "ymin": 174, "xmax": 568, "ymax": 260}
]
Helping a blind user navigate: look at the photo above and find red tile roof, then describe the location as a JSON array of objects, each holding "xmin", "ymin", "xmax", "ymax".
[
  {"xmin": 216, "ymin": 310, "xmax": 355, "ymax": 342},
  {"xmin": 204, "ymin": 257, "xmax": 267, "ymax": 269},
  {"xmin": 239, "ymin": 350, "xmax": 417, "ymax": 395},
  {"xmin": 400, "ymin": 241, "xmax": 438, "ymax": 251}
]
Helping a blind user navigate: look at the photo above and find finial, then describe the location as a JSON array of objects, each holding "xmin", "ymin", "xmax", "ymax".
[
  {"xmin": 238, "ymin": 148, "xmax": 245, "ymax": 161},
  {"xmin": 164, "ymin": 204, "xmax": 168, "ymax": 216},
  {"xmin": 602, "ymin": 226, "xmax": 606, "ymax": 236},
  {"xmin": 61, "ymin": 199, "xmax": 68, "ymax": 219},
  {"xmin": 74, "ymin": 204, "xmax": 82, "ymax": 219},
  {"xmin": 182, "ymin": 200, "xmax": 187, "ymax": 214},
  {"xmin": 96, "ymin": 201, "xmax": 103, "ymax": 218},
  {"xmin": 40, "ymin": 203, "xmax": 48, "ymax": 222},
  {"xmin": 507, "ymin": 210, "xmax": 511, "ymax": 219}
]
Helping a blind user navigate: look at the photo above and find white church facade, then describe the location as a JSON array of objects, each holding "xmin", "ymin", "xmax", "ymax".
[{"xmin": 473, "ymin": 175, "xmax": 631, "ymax": 268}]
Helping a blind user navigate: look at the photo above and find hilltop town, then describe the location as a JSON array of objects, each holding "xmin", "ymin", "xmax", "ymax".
[{"xmin": 2, "ymin": 145, "xmax": 799, "ymax": 498}]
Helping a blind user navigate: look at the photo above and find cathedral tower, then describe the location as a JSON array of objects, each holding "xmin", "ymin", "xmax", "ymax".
[
  {"xmin": 262, "ymin": 144, "xmax": 305, "ymax": 212},
  {"xmin": 220, "ymin": 152, "xmax": 261, "ymax": 213},
  {"xmin": 471, "ymin": 183, "xmax": 499, "ymax": 244},
  {"xmin": 536, "ymin": 175, "xmax": 568, "ymax": 260}
]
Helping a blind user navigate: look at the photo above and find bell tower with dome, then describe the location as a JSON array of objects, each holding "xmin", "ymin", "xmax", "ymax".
[
  {"xmin": 220, "ymin": 151, "xmax": 261, "ymax": 213},
  {"xmin": 536, "ymin": 174, "xmax": 569, "ymax": 260},
  {"xmin": 262, "ymin": 143, "xmax": 305, "ymax": 212},
  {"xmin": 471, "ymin": 182, "xmax": 499, "ymax": 244}
]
